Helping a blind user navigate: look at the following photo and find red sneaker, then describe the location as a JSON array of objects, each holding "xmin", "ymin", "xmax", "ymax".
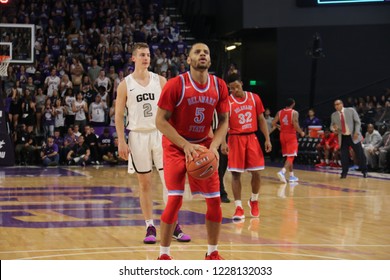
[
  {"xmin": 248, "ymin": 200, "xmax": 259, "ymax": 217},
  {"xmin": 157, "ymin": 254, "xmax": 173, "ymax": 260},
  {"xmin": 232, "ymin": 206, "xmax": 245, "ymax": 220},
  {"xmin": 205, "ymin": 251, "xmax": 224, "ymax": 260},
  {"xmin": 315, "ymin": 162, "xmax": 328, "ymax": 168}
]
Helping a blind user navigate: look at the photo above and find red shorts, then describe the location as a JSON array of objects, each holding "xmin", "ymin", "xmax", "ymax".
[
  {"xmin": 280, "ymin": 132, "xmax": 298, "ymax": 156},
  {"xmin": 162, "ymin": 136, "xmax": 220, "ymax": 198},
  {"xmin": 227, "ymin": 133, "xmax": 264, "ymax": 172}
]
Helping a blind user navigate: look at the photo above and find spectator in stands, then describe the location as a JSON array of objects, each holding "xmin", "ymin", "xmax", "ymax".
[
  {"xmin": 17, "ymin": 65, "xmax": 28, "ymax": 86},
  {"xmin": 63, "ymin": 88, "xmax": 75, "ymax": 128},
  {"xmin": 70, "ymin": 57, "xmax": 85, "ymax": 93},
  {"xmin": 18, "ymin": 125, "xmax": 37, "ymax": 165},
  {"xmin": 363, "ymin": 123, "xmax": 383, "ymax": 171},
  {"xmin": 89, "ymin": 94, "xmax": 107, "ymax": 127},
  {"xmin": 20, "ymin": 89, "xmax": 36, "ymax": 128},
  {"xmin": 113, "ymin": 70, "xmax": 124, "ymax": 99},
  {"xmin": 108, "ymin": 66, "xmax": 119, "ymax": 86},
  {"xmin": 175, "ymin": 35, "xmax": 188, "ymax": 55},
  {"xmin": 4, "ymin": 66, "xmax": 17, "ymax": 95},
  {"xmin": 83, "ymin": 125, "xmax": 99, "ymax": 164},
  {"xmin": 377, "ymin": 99, "xmax": 390, "ymax": 123},
  {"xmin": 59, "ymin": 74, "xmax": 73, "ymax": 98},
  {"xmin": 33, "ymin": 70, "xmax": 43, "ymax": 89},
  {"xmin": 66, "ymin": 135, "xmax": 90, "ymax": 166},
  {"xmin": 71, "ymin": 124, "xmax": 81, "ymax": 138},
  {"xmin": 72, "ymin": 92, "xmax": 88, "ymax": 131},
  {"xmin": 9, "ymin": 86, "xmax": 22, "ymax": 131},
  {"xmin": 25, "ymin": 76, "xmax": 37, "ymax": 96},
  {"xmin": 371, "ymin": 127, "xmax": 390, "ymax": 173},
  {"xmin": 34, "ymin": 87, "xmax": 46, "ymax": 135},
  {"xmin": 315, "ymin": 128, "xmax": 340, "ymax": 168},
  {"xmin": 42, "ymin": 98, "xmax": 55, "ymax": 138},
  {"xmin": 362, "ymin": 101, "xmax": 377, "ymax": 126},
  {"xmin": 40, "ymin": 136, "xmax": 59, "ymax": 166},
  {"xmin": 225, "ymin": 63, "xmax": 239, "ymax": 79},
  {"xmin": 155, "ymin": 50, "xmax": 171, "ymax": 74},
  {"xmin": 14, "ymin": 124, "xmax": 29, "ymax": 165},
  {"xmin": 88, "ymin": 58, "xmax": 102, "ymax": 85},
  {"xmin": 302, "ymin": 108, "xmax": 322, "ymax": 135},
  {"xmin": 109, "ymin": 99, "xmax": 116, "ymax": 129},
  {"xmin": 102, "ymin": 137, "xmax": 125, "ymax": 164},
  {"xmin": 264, "ymin": 108, "xmax": 279, "ymax": 162},
  {"xmin": 110, "ymin": 45, "xmax": 124, "ymax": 72},
  {"xmin": 98, "ymin": 127, "xmax": 114, "ymax": 158},
  {"xmin": 44, "ymin": 67, "xmax": 60, "ymax": 98},
  {"xmin": 53, "ymin": 128, "xmax": 64, "ymax": 145},
  {"xmin": 94, "ymin": 69, "xmax": 112, "ymax": 93}
]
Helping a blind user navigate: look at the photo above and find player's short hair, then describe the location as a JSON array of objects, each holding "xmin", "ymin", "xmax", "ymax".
[
  {"xmin": 285, "ymin": 98, "xmax": 295, "ymax": 107},
  {"xmin": 132, "ymin": 42, "xmax": 150, "ymax": 55},
  {"xmin": 226, "ymin": 73, "xmax": 241, "ymax": 84},
  {"xmin": 189, "ymin": 42, "xmax": 208, "ymax": 54}
]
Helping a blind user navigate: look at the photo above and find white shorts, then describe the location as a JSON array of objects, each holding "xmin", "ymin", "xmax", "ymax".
[{"xmin": 128, "ymin": 130, "xmax": 163, "ymax": 174}]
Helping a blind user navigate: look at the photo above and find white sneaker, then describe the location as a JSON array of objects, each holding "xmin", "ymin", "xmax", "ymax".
[{"xmin": 277, "ymin": 171, "xmax": 287, "ymax": 183}]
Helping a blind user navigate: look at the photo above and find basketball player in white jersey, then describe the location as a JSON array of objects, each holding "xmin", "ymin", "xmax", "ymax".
[{"xmin": 115, "ymin": 42, "xmax": 190, "ymax": 244}]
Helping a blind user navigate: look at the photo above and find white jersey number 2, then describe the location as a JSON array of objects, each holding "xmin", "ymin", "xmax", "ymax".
[{"xmin": 143, "ymin": 103, "xmax": 153, "ymax": 117}]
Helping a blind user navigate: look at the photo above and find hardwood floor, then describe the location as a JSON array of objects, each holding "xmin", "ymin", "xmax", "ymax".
[{"xmin": 0, "ymin": 165, "xmax": 389, "ymax": 260}]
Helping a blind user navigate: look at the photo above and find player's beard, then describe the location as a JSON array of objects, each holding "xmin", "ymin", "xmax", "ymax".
[{"xmin": 192, "ymin": 60, "xmax": 210, "ymax": 71}]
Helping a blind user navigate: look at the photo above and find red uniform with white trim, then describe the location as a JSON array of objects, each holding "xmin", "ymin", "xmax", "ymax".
[
  {"xmin": 227, "ymin": 91, "xmax": 265, "ymax": 172},
  {"xmin": 279, "ymin": 108, "xmax": 298, "ymax": 156},
  {"xmin": 319, "ymin": 132, "xmax": 339, "ymax": 151},
  {"xmin": 158, "ymin": 71, "xmax": 229, "ymax": 197}
]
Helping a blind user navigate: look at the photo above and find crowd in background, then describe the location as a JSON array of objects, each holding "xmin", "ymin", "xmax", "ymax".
[{"xmin": 0, "ymin": 0, "xmax": 191, "ymax": 166}]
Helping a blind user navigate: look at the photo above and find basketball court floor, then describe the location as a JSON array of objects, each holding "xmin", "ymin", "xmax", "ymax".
[{"xmin": 0, "ymin": 164, "xmax": 389, "ymax": 260}]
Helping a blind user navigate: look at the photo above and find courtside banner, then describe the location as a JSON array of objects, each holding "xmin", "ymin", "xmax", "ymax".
[{"xmin": 1, "ymin": 260, "xmax": 387, "ymax": 280}]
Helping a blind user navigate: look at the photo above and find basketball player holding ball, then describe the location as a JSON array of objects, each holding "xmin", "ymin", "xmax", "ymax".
[{"xmin": 156, "ymin": 42, "xmax": 229, "ymax": 260}]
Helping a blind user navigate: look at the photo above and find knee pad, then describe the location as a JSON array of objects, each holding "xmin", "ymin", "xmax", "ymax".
[
  {"xmin": 286, "ymin": 156, "xmax": 295, "ymax": 164},
  {"xmin": 205, "ymin": 197, "xmax": 222, "ymax": 223},
  {"xmin": 161, "ymin": 195, "xmax": 182, "ymax": 224}
]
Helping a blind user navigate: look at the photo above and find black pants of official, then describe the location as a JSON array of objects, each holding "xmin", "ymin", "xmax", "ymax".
[
  {"xmin": 340, "ymin": 135, "xmax": 367, "ymax": 176},
  {"xmin": 218, "ymin": 147, "xmax": 229, "ymax": 199}
]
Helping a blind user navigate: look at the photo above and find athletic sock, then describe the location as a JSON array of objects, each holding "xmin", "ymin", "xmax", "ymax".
[
  {"xmin": 146, "ymin": 219, "xmax": 154, "ymax": 228},
  {"xmin": 160, "ymin": 246, "xmax": 170, "ymax": 256},
  {"xmin": 250, "ymin": 193, "xmax": 259, "ymax": 201},
  {"xmin": 207, "ymin": 245, "xmax": 218, "ymax": 255}
]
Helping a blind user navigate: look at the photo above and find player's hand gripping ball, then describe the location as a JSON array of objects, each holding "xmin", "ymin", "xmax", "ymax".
[{"xmin": 186, "ymin": 148, "xmax": 217, "ymax": 180}]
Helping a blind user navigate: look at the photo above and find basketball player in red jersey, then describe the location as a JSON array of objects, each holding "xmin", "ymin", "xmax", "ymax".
[
  {"xmin": 156, "ymin": 43, "xmax": 229, "ymax": 260},
  {"xmin": 115, "ymin": 43, "xmax": 190, "ymax": 245},
  {"xmin": 272, "ymin": 98, "xmax": 305, "ymax": 183},
  {"xmin": 224, "ymin": 73, "xmax": 272, "ymax": 221}
]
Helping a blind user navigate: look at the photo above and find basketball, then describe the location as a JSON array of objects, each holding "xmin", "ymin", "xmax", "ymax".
[{"xmin": 186, "ymin": 148, "xmax": 217, "ymax": 180}]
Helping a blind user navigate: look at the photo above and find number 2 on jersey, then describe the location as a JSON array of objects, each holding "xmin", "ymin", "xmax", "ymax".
[{"xmin": 143, "ymin": 103, "xmax": 152, "ymax": 117}]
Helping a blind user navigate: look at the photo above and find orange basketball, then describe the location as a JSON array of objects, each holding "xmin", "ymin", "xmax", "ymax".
[{"xmin": 186, "ymin": 148, "xmax": 217, "ymax": 180}]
